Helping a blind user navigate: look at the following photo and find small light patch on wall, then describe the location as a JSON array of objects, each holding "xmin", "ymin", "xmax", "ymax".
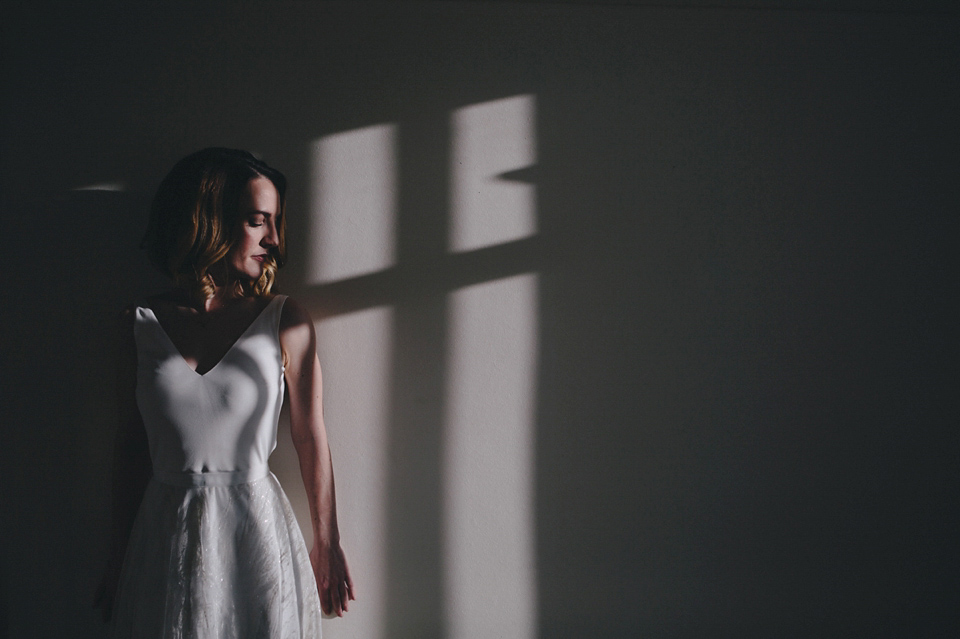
[
  {"xmin": 449, "ymin": 94, "xmax": 537, "ymax": 252},
  {"xmin": 308, "ymin": 124, "xmax": 397, "ymax": 284},
  {"xmin": 72, "ymin": 182, "xmax": 126, "ymax": 191}
]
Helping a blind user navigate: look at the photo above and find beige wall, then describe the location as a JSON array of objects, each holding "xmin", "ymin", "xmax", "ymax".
[{"xmin": 2, "ymin": 2, "xmax": 956, "ymax": 637}]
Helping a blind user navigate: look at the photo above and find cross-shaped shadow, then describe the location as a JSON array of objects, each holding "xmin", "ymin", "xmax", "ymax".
[{"xmin": 293, "ymin": 103, "xmax": 540, "ymax": 637}]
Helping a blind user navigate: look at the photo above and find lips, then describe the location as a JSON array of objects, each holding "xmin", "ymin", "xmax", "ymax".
[{"xmin": 252, "ymin": 254, "xmax": 268, "ymax": 263}]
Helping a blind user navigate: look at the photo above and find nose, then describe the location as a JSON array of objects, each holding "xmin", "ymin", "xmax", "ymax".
[{"xmin": 262, "ymin": 220, "xmax": 279, "ymax": 248}]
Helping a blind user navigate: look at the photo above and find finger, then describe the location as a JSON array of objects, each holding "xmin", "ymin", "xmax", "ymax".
[
  {"xmin": 330, "ymin": 583, "xmax": 343, "ymax": 617},
  {"xmin": 339, "ymin": 579, "xmax": 349, "ymax": 612},
  {"xmin": 320, "ymin": 583, "xmax": 332, "ymax": 615},
  {"xmin": 343, "ymin": 560, "xmax": 356, "ymax": 600}
]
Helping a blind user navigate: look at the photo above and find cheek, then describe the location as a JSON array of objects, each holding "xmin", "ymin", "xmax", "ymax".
[
  {"xmin": 238, "ymin": 229, "xmax": 259, "ymax": 253},
  {"xmin": 227, "ymin": 232, "xmax": 254, "ymax": 266}
]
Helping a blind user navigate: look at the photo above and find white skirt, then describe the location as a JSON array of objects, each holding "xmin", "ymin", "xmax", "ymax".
[{"xmin": 111, "ymin": 473, "xmax": 323, "ymax": 638}]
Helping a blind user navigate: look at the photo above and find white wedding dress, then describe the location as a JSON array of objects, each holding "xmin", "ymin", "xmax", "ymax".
[{"xmin": 111, "ymin": 295, "xmax": 323, "ymax": 638}]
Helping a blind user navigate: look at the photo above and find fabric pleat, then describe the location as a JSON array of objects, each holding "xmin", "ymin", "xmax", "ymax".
[{"xmin": 112, "ymin": 474, "xmax": 322, "ymax": 638}]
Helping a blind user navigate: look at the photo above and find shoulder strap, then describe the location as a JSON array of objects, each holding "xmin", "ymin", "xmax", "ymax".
[{"xmin": 271, "ymin": 295, "xmax": 289, "ymax": 336}]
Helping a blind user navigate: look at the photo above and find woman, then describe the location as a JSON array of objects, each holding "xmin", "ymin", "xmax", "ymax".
[{"xmin": 95, "ymin": 148, "xmax": 353, "ymax": 637}]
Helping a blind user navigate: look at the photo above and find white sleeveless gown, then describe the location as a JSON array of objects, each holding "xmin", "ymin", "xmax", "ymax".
[{"xmin": 111, "ymin": 295, "xmax": 323, "ymax": 638}]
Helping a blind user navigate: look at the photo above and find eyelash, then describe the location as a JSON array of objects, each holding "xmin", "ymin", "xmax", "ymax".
[{"xmin": 248, "ymin": 219, "xmax": 264, "ymax": 227}]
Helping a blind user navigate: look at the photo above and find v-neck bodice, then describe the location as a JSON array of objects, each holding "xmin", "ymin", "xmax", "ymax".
[
  {"xmin": 140, "ymin": 296, "xmax": 281, "ymax": 377},
  {"xmin": 133, "ymin": 295, "xmax": 287, "ymax": 485}
]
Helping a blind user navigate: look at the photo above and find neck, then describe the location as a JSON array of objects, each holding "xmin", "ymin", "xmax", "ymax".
[{"xmin": 175, "ymin": 282, "xmax": 243, "ymax": 314}]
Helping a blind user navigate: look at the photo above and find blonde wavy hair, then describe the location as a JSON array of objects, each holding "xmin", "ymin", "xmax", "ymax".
[{"xmin": 142, "ymin": 148, "xmax": 287, "ymax": 301}]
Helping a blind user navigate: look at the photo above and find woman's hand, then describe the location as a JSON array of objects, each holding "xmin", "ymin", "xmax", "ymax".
[{"xmin": 309, "ymin": 542, "xmax": 355, "ymax": 616}]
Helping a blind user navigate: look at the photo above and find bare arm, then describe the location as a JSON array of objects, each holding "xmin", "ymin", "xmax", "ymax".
[
  {"xmin": 279, "ymin": 298, "xmax": 354, "ymax": 616},
  {"xmin": 95, "ymin": 306, "xmax": 152, "ymax": 621}
]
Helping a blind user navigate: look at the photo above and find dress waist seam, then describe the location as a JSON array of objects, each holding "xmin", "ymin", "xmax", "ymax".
[{"xmin": 153, "ymin": 465, "xmax": 270, "ymax": 487}]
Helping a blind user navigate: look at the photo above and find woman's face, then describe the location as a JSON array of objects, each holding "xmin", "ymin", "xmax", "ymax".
[{"xmin": 228, "ymin": 176, "xmax": 280, "ymax": 280}]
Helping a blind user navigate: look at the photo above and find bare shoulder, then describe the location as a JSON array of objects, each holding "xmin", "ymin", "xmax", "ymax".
[
  {"xmin": 279, "ymin": 296, "xmax": 318, "ymax": 361},
  {"xmin": 279, "ymin": 296, "xmax": 314, "ymax": 331}
]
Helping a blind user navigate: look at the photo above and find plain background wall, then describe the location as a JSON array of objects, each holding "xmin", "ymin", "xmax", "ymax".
[{"xmin": 1, "ymin": 1, "xmax": 957, "ymax": 637}]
